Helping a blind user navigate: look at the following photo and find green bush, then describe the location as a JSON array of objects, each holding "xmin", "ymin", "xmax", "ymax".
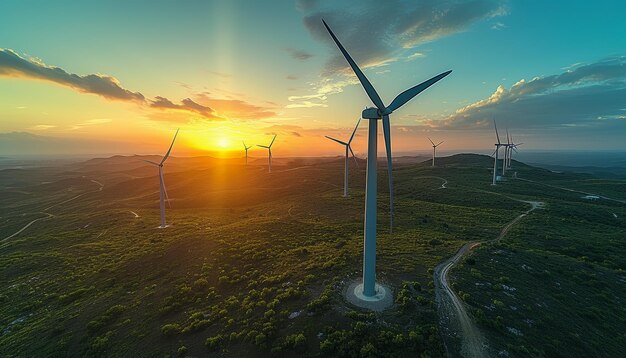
[{"xmin": 161, "ymin": 323, "xmax": 181, "ymax": 336}]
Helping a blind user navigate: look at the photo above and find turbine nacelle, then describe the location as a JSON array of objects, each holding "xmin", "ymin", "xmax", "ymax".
[{"xmin": 362, "ymin": 107, "xmax": 382, "ymax": 119}]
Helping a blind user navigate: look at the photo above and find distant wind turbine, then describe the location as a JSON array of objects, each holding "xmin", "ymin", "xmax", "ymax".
[
  {"xmin": 507, "ymin": 132, "xmax": 523, "ymax": 169},
  {"xmin": 242, "ymin": 141, "xmax": 252, "ymax": 165},
  {"xmin": 491, "ymin": 121, "xmax": 505, "ymax": 185},
  {"xmin": 143, "ymin": 128, "xmax": 179, "ymax": 228},
  {"xmin": 323, "ymin": 19, "xmax": 451, "ymax": 299},
  {"xmin": 257, "ymin": 134, "xmax": 276, "ymax": 173},
  {"xmin": 325, "ymin": 118, "xmax": 361, "ymax": 197},
  {"xmin": 428, "ymin": 137, "xmax": 444, "ymax": 167}
]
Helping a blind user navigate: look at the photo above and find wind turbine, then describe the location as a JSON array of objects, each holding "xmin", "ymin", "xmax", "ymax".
[
  {"xmin": 257, "ymin": 134, "xmax": 276, "ymax": 173},
  {"xmin": 242, "ymin": 141, "xmax": 252, "ymax": 165},
  {"xmin": 491, "ymin": 121, "xmax": 505, "ymax": 185},
  {"xmin": 325, "ymin": 118, "xmax": 361, "ymax": 197},
  {"xmin": 428, "ymin": 137, "xmax": 444, "ymax": 167},
  {"xmin": 508, "ymin": 133, "xmax": 523, "ymax": 169},
  {"xmin": 323, "ymin": 19, "xmax": 451, "ymax": 299},
  {"xmin": 143, "ymin": 128, "xmax": 179, "ymax": 228}
]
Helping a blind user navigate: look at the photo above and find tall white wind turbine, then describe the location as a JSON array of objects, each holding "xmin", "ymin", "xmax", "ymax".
[
  {"xmin": 242, "ymin": 141, "xmax": 252, "ymax": 165},
  {"xmin": 508, "ymin": 133, "xmax": 523, "ymax": 169},
  {"xmin": 502, "ymin": 129, "xmax": 512, "ymax": 176},
  {"xmin": 491, "ymin": 121, "xmax": 505, "ymax": 185},
  {"xmin": 257, "ymin": 134, "xmax": 276, "ymax": 173},
  {"xmin": 323, "ymin": 20, "xmax": 451, "ymax": 299},
  {"xmin": 325, "ymin": 118, "xmax": 361, "ymax": 197},
  {"xmin": 428, "ymin": 137, "xmax": 444, "ymax": 167},
  {"xmin": 143, "ymin": 128, "xmax": 179, "ymax": 228}
]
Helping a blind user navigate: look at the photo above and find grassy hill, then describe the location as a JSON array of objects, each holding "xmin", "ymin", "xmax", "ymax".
[{"xmin": 0, "ymin": 154, "xmax": 624, "ymax": 357}]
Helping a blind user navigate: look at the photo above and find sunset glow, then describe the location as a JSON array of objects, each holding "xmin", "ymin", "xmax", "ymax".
[{"xmin": 1, "ymin": 1, "xmax": 625, "ymax": 157}]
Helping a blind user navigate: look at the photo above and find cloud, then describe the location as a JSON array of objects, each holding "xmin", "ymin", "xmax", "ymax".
[
  {"xmin": 0, "ymin": 48, "xmax": 275, "ymax": 124},
  {"xmin": 29, "ymin": 124, "xmax": 56, "ymax": 130},
  {"xmin": 440, "ymin": 56, "xmax": 626, "ymax": 129},
  {"xmin": 286, "ymin": 76, "xmax": 358, "ymax": 108},
  {"xmin": 285, "ymin": 101, "xmax": 328, "ymax": 109},
  {"xmin": 406, "ymin": 52, "xmax": 426, "ymax": 61},
  {"xmin": 0, "ymin": 48, "xmax": 144, "ymax": 102},
  {"xmin": 302, "ymin": 0, "xmax": 506, "ymax": 75},
  {"xmin": 296, "ymin": 0, "xmax": 319, "ymax": 11},
  {"xmin": 194, "ymin": 93, "xmax": 277, "ymax": 120},
  {"xmin": 286, "ymin": 48, "xmax": 314, "ymax": 61},
  {"xmin": 292, "ymin": 0, "xmax": 506, "ymax": 107},
  {"xmin": 150, "ymin": 96, "xmax": 222, "ymax": 120},
  {"xmin": 68, "ymin": 118, "xmax": 112, "ymax": 130},
  {"xmin": 491, "ymin": 21, "xmax": 506, "ymax": 30}
]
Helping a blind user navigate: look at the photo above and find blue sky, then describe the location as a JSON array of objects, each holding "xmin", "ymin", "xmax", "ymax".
[{"xmin": 0, "ymin": 0, "xmax": 625, "ymax": 156}]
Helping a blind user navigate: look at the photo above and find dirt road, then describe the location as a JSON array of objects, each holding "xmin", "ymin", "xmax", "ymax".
[{"xmin": 434, "ymin": 198, "xmax": 543, "ymax": 357}]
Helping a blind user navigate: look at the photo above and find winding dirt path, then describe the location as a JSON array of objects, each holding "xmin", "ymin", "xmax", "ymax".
[
  {"xmin": 1, "ymin": 178, "xmax": 104, "ymax": 244},
  {"xmin": 434, "ymin": 195, "xmax": 543, "ymax": 357}
]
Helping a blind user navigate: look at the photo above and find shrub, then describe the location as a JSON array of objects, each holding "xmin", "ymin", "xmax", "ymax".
[
  {"xmin": 205, "ymin": 334, "xmax": 224, "ymax": 350},
  {"xmin": 161, "ymin": 323, "xmax": 181, "ymax": 336},
  {"xmin": 255, "ymin": 332, "xmax": 267, "ymax": 347}
]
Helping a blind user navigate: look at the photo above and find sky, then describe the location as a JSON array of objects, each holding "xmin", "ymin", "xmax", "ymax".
[{"xmin": 0, "ymin": 0, "xmax": 625, "ymax": 158}]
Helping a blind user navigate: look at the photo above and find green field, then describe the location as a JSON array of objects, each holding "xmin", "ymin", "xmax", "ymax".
[{"xmin": 1, "ymin": 154, "xmax": 624, "ymax": 357}]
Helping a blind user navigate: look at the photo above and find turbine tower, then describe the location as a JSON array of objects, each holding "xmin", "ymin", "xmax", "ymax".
[
  {"xmin": 428, "ymin": 137, "xmax": 444, "ymax": 167},
  {"xmin": 491, "ymin": 121, "xmax": 505, "ymax": 185},
  {"xmin": 242, "ymin": 141, "xmax": 252, "ymax": 165},
  {"xmin": 325, "ymin": 118, "xmax": 361, "ymax": 197},
  {"xmin": 323, "ymin": 20, "xmax": 451, "ymax": 299},
  {"xmin": 502, "ymin": 129, "xmax": 512, "ymax": 176},
  {"xmin": 257, "ymin": 134, "xmax": 276, "ymax": 173},
  {"xmin": 143, "ymin": 128, "xmax": 179, "ymax": 228}
]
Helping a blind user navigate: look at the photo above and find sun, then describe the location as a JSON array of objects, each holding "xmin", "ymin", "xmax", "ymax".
[{"xmin": 217, "ymin": 138, "xmax": 230, "ymax": 149}]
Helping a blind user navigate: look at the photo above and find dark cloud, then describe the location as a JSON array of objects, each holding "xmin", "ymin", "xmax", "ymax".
[
  {"xmin": 150, "ymin": 96, "xmax": 222, "ymax": 120},
  {"xmin": 0, "ymin": 48, "xmax": 274, "ymax": 123},
  {"xmin": 296, "ymin": 0, "xmax": 319, "ymax": 11},
  {"xmin": 302, "ymin": 0, "xmax": 506, "ymax": 74},
  {"xmin": 442, "ymin": 56, "xmax": 626, "ymax": 129},
  {"xmin": 286, "ymin": 48, "xmax": 314, "ymax": 61},
  {"xmin": 0, "ymin": 48, "xmax": 145, "ymax": 102}
]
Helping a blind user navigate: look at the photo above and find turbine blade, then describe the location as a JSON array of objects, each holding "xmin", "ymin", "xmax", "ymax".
[
  {"xmin": 161, "ymin": 128, "xmax": 179, "ymax": 165},
  {"xmin": 257, "ymin": 145, "xmax": 269, "ymax": 148},
  {"xmin": 506, "ymin": 129, "xmax": 511, "ymax": 144},
  {"xmin": 349, "ymin": 145, "xmax": 359, "ymax": 168},
  {"xmin": 142, "ymin": 159, "xmax": 160, "ymax": 166},
  {"xmin": 513, "ymin": 147, "xmax": 519, "ymax": 153},
  {"xmin": 490, "ymin": 148, "xmax": 497, "ymax": 157},
  {"xmin": 348, "ymin": 118, "xmax": 361, "ymax": 144},
  {"xmin": 428, "ymin": 137, "xmax": 435, "ymax": 146},
  {"xmin": 437, "ymin": 141, "xmax": 444, "ymax": 147},
  {"xmin": 385, "ymin": 70, "xmax": 452, "ymax": 114},
  {"xmin": 322, "ymin": 20, "xmax": 385, "ymax": 111},
  {"xmin": 325, "ymin": 136, "xmax": 348, "ymax": 146},
  {"xmin": 382, "ymin": 115, "xmax": 394, "ymax": 229},
  {"xmin": 269, "ymin": 134, "xmax": 277, "ymax": 147},
  {"xmin": 242, "ymin": 140, "xmax": 247, "ymax": 149}
]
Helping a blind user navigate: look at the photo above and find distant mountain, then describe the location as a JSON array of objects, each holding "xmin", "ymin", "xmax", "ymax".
[{"xmin": 0, "ymin": 132, "xmax": 131, "ymax": 157}]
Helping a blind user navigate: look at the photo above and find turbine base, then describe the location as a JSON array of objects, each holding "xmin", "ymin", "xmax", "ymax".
[{"xmin": 344, "ymin": 280, "xmax": 393, "ymax": 311}]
